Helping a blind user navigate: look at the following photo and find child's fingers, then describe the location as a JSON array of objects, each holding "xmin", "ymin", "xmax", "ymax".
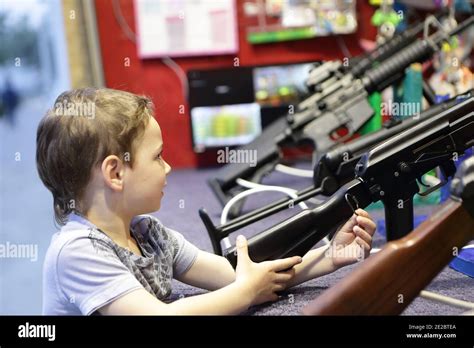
[
  {"xmin": 356, "ymin": 216, "xmax": 376, "ymax": 235},
  {"xmin": 273, "ymin": 283, "xmax": 286, "ymax": 293},
  {"xmin": 356, "ymin": 236, "xmax": 371, "ymax": 253},
  {"xmin": 236, "ymin": 235, "xmax": 251, "ymax": 263},
  {"xmin": 355, "ymin": 209, "xmax": 372, "ymax": 220},
  {"xmin": 340, "ymin": 214, "xmax": 357, "ymax": 233},
  {"xmin": 269, "ymin": 256, "xmax": 302, "ymax": 272},
  {"xmin": 269, "ymin": 293, "xmax": 280, "ymax": 302},
  {"xmin": 353, "ymin": 225, "xmax": 372, "ymax": 245},
  {"xmin": 274, "ymin": 269, "xmax": 296, "ymax": 283}
]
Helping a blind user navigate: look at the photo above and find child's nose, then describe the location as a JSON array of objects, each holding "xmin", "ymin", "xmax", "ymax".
[{"xmin": 164, "ymin": 160, "xmax": 172, "ymax": 175}]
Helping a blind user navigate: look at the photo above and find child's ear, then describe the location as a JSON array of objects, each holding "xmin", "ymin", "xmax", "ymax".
[{"xmin": 101, "ymin": 155, "xmax": 125, "ymax": 191}]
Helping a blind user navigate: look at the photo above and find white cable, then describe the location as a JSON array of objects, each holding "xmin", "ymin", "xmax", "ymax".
[
  {"xmin": 237, "ymin": 178, "xmax": 325, "ymax": 211},
  {"xmin": 235, "ymin": 178, "xmax": 309, "ymax": 211},
  {"xmin": 237, "ymin": 178, "xmax": 323, "ymax": 206},
  {"xmin": 112, "ymin": 0, "xmax": 136, "ymax": 43},
  {"xmin": 275, "ymin": 164, "xmax": 313, "ymax": 178},
  {"xmin": 417, "ymin": 244, "xmax": 474, "ymax": 310},
  {"xmin": 238, "ymin": 178, "xmax": 334, "ymax": 245},
  {"xmin": 236, "ymin": 178, "xmax": 333, "ymax": 245},
  {"xmin": 420, "ymin": 290, "xmax": 474, "ymax": 310},
  {"xmin": 235, "ymin": 178, "xmax": 268, "ymax": 189},
  {"xmin": 418, "ymin": 245, "xmax": 474, "ymax": 309},
  {"xmin": 336, "ymin": 36, "xmax": 352, "ymax": 58},
  {"xmin": 161, "ymin": 56, "xmax": 189, "ymax": 103},
  {"xmin": 219, "ymin": 186, "xmax": 306, "ymax": 250},
  {"xmin": 221, "ymin": 186, "xmax": 308, "ymax": 225},
  {"xmin": 224, "ymin": 178, "xmax": 333, "ymax": 248}
]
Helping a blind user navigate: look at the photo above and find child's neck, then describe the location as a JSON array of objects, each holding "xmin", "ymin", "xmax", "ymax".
[{"xmin": 85, "ymin": 207, "xmax": 133, "ymax": 244}]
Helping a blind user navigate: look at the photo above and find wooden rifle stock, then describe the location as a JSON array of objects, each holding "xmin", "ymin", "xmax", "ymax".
[{"xmin": 302, "ymin": 199, "xmax": 474, "ymax": 315}]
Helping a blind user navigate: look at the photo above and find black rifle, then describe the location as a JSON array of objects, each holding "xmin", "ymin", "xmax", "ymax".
[
  {"xmin": 208, "ymin": 15, "xmax": 471, "ymax": 217},
  {"xmin": 203, "ymin": 95, "xmax": 474, "ymax": 267},
  {"xmin": 303, "ymin": 156, "xmax": 474, "ymax": 315},
  {"xmin": 200, "ymin": 91, "xmax": 473, "ymax": 255}
]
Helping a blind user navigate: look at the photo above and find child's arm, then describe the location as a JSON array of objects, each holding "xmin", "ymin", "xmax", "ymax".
[
  {"xmin": 99, "ymin": 236, "xmax": 302, "ymax": 315},
  {"xmin": 98, "ymin": 283, "xmax": 252, "ymax": 315},
  {"xmin": 174, "ymin": 208, "xmax": 376, "ymax": 292},
  {"xmin": 174, "ymin": 250, "xmax": 236, "ymax": 290},
  {"xmin": 285, "ymin": 209, "xmax": 377, "ymax": 289}
]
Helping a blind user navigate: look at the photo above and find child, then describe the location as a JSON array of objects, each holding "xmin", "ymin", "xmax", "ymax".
[{"xmin": 37, "ymin": 88, "xmax": 376, "ymax": 315}]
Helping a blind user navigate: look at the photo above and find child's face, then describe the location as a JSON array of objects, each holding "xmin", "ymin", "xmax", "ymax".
[{"xmin": 122, "ymin": 116, "xmax": 171, "ymax": 216}]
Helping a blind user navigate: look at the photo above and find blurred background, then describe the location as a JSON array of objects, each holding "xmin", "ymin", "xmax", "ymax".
[
  {"xmin": 0, "ymin": 0, "xmax": 70, "ymax": 314},
  {"xmin": 0, "ymin": 0, "xmax": 472, "ymax": 315}
]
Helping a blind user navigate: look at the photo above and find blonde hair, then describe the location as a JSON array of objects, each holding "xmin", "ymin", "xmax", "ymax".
[{"xmin": 36, "ymin": 88, "xmax": 153, "ymax": 225}]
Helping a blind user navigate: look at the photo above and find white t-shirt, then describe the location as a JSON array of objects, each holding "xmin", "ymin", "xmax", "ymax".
[{"xmin": 42, "ymin": 213, "xmax": 199, "ymax": 315}]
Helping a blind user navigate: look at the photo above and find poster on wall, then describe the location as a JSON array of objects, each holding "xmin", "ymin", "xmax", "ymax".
[{"xmin": 134, "ymin": 0, "xmax": 238, "ymax": 58}]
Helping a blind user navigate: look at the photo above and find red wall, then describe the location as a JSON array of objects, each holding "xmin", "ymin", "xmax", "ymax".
[{"xmin": 94, "ymin": 0, "xmax": 377, "ymax": 168}]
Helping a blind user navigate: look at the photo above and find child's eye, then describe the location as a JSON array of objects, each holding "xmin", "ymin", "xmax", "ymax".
[{"xmin": 156, "ymin": 152, "xmax": 163, "ymax": 160}]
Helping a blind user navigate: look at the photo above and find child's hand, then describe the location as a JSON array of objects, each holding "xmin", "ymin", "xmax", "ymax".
[
  {"xmin": 234, "ymin": 235, "xmax": 302, "ymax": 306},
  {"xmin": 327, "ymin": 209, "xmax": 376, "ymax": 269}
]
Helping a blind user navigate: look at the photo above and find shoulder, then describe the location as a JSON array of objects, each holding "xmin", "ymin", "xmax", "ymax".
[
  {"xmin": 43, "ymin": 221, "xmax": 144, "ymax": 315},
  {"xmin": 43, "ymin": 222, "xmax": 118, "ymax": 306},
  {"xmin": 44, "ymin": 221, "xmax": 117, "ymax": 273}
]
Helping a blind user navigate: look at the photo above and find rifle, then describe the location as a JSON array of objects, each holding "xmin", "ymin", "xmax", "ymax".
[
  {"xmin": 208, "ymin": 14, "xmax": 470, "ymax": 217},
  {"xmin": 203, "ymin": 95, "xmax": 474, "ymax": 267},
  {"xmin": 302, "ymin": 156, "xmax": 474, "ymax": 315},
  {"xmin": 200, "ymin": 91, "xmax": 473, "ymax": 255},
  {"xmin": 304, "ymin": 17, "xmax": 435, "ymax": 96},
  {"xmin": 304, "ymin": 8, "xmax": 449, "ymax": 94}
]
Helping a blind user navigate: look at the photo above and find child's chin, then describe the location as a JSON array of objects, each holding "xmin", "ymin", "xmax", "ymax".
[{"xmin": 137, "ymin": 202, "xmax": 162, "ymax": 215}]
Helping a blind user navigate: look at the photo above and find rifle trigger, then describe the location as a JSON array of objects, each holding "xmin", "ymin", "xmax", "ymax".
[
  {"xmin": 417, "ymin": 176, "xmax": 431, "ymax": 188},
  {"xmin": 345, "ymin": 193, "xmax": 360, "ymax": 216},
  {"xmin": 417, "ymin": 176, "xmax": 448, "ymax": 197}
]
